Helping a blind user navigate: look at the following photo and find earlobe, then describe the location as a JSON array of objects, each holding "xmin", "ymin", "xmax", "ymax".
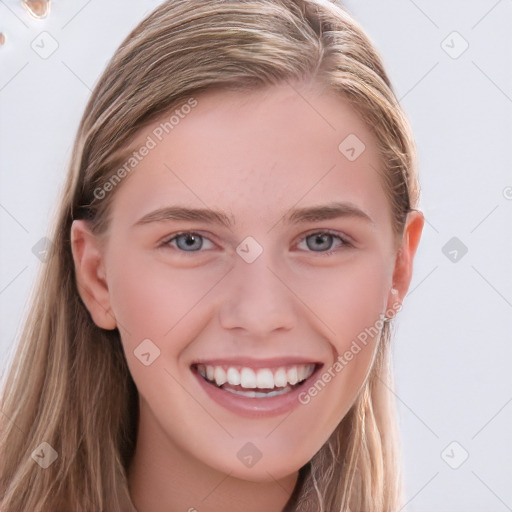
[
  {"xmin": 387, "ymin": 209, "xmax": 425, "ymax": 309},
  {"xmin": 70, "ymin": 220, "xmax": 117, "ymax": 330}
]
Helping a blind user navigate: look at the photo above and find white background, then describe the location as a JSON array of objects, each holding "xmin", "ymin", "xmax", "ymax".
[{"xmin": 1, "ymin": 1, "xmax": 511, "ymax": 510}]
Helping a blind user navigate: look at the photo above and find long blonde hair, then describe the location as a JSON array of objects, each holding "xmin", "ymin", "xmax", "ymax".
[{"xmin": 0, "ymin": 1, "xmax": 420, "ymax": 510}]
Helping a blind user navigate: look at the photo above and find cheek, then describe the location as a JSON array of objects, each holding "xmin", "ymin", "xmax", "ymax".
[
  {"xmin": 105, "ymin": 251, "xmax": 216, "ymax": 401},
  {"xmin": 292, "ymin": 261, "xmax": 389, "ymax": 447},
  {"xmin": 295, "ymin": 253, "xmax": 390, "ymax": 348},
  {"xmin": 292, "ymin": 254, "xmax": 389, "ymax": 406},
  {"xmin": 106, "ymin": 249, "xmax": 222, "ymax": 347},
  {"xmin": 107, "ymin": 247, "xmax": 223, "ymax": 371},
  {"xmin": 107, "ymin": 258, "xmax": 174, "ymax": 343}
]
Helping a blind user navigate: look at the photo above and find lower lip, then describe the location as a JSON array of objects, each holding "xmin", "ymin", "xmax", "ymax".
[{"xmin": 192, "ymin": 365, "xmax": 321, "ymax": 419}]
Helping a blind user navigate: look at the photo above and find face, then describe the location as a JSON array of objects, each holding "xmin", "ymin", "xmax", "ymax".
[{"xmin": 73, "ymin": 82, "xmax": 416, "ymax": 483}]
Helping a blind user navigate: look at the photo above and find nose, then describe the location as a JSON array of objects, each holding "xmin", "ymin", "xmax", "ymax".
[{"xmin": 218, "ymin": 247, "xmax": 297, "ymax": 337}]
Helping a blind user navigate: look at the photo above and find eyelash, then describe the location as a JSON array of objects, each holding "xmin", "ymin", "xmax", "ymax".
[{"xmin": 159, "ymin": 229, "xmax": 353, "ymax": 255}]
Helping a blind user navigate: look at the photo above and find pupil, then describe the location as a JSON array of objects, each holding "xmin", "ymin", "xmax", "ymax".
[
  {"xmin": 179, "ymin": 234, "xmax": 201, "ymax": 250},
  {"xmin": 309, "ymin": 233, "xmax": 331, "ymax": 251}
]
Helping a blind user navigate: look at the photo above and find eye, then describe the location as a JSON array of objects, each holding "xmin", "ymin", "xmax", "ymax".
[
  {"xmin": 160, "ymin": 231, "xmax": 215, "ymax": 252},
  {"xmin": 159, "ymin": 229, "xmax": 352, "ymax": 255},
  {"xmin": 296, "ymin": 230, "xmax": 352, "ymax": 254}
]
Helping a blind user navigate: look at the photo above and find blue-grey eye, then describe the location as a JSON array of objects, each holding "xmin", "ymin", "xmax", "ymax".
[
  {"xmin": 297, "ymin": 231, "xmax": 349, "ymax": 253},
  {"xmin": 174, "ymin": 233, "xmax": 204, "ymax": 251},
  {"xmin": 163, "ymin": 232, "xmax": 214, "ymax": 252},
  {"xmin": 306, "ymin": 233, "xmax": 335, "ymax": 251}
]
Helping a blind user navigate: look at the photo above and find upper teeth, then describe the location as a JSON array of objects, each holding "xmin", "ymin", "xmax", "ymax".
[{"xmin": 197, "ymin": 364, "xmax": 315, "ymax": 389}]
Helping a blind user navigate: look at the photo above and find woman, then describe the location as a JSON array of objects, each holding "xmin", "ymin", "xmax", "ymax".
[{"xmin": 0, "ymin": 1, "xmax": 423, "ymax": 510}]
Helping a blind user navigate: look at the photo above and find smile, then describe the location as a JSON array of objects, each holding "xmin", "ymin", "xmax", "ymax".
[
  {"xmin": 191, "ymin": 360, "xmax": 322, "ymax": 417},
  {"xmin": 196, "ymin": 363, "xmax": 315, "ymax": 396}
]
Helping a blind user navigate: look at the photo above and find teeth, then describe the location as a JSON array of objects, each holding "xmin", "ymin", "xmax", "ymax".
[
  {"xmin": 226, "ymin": 367, "xmax": 241, "ymax": 386},
  {"xmin": 273, "ymin": 367, "xmax": 288, "ymax": 387},
  {"xmin": 240, "ymin": 368, "xmax": 257, "ymax": 388},
  {"xmin": 213, "ymin": 366, "xmax": 227, "ymax": 386},
  {"xmin": 196, "ymin": 363, "xmax": 316, "ymax": 390},
  {"xmin": 287, "ymin": 366, "xmax": 299, "ymax": 385},
  {"xmin": 224, "ymin": 386, "xmax": 293, "ymax": 398},
  {"xmin": 256, "ymin": 368, "xmax": 274, "ymax": 389}
]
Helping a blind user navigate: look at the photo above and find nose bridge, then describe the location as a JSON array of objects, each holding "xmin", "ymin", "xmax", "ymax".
[{"xmin": 218, "ymin": 241, "xmax": 296, "ymax": 334}]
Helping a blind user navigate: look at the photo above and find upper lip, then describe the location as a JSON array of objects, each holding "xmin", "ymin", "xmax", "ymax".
[{"xmin": 191, "ymin": 357, "xmax": 323, "ymax": 369}]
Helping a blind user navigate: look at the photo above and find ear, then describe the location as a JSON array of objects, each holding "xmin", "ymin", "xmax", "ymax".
[
  {"xmin": 70, "ymin": 220, "xmax": 117, "ymax": 330},
  {"xmin": 386, "ymin": 209, "xmax": 424, "ymax": 310}
]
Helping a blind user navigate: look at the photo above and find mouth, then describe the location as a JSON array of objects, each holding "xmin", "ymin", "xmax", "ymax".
[
  {"xmin": 191, "ymin": 362, "xmax": 320, "ymax": 398},
  {"xmin": 191, "ymin": 362, "xmax": 323, "ymax": 416}
]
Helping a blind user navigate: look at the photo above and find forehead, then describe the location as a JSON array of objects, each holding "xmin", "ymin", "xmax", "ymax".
[{"xmin": 108, "ymin": 83, "xmax": 391, "ymax": 232}]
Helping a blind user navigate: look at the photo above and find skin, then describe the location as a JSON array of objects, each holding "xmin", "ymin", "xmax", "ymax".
[{"xmin": 71, "ymin": 81, "xmax": 423, "ymax": 512}]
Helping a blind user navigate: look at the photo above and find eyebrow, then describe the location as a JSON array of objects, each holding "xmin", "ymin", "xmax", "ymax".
[{"xmin": 132, "ymin": 201, "xmax": 374, "ymax": 228}]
